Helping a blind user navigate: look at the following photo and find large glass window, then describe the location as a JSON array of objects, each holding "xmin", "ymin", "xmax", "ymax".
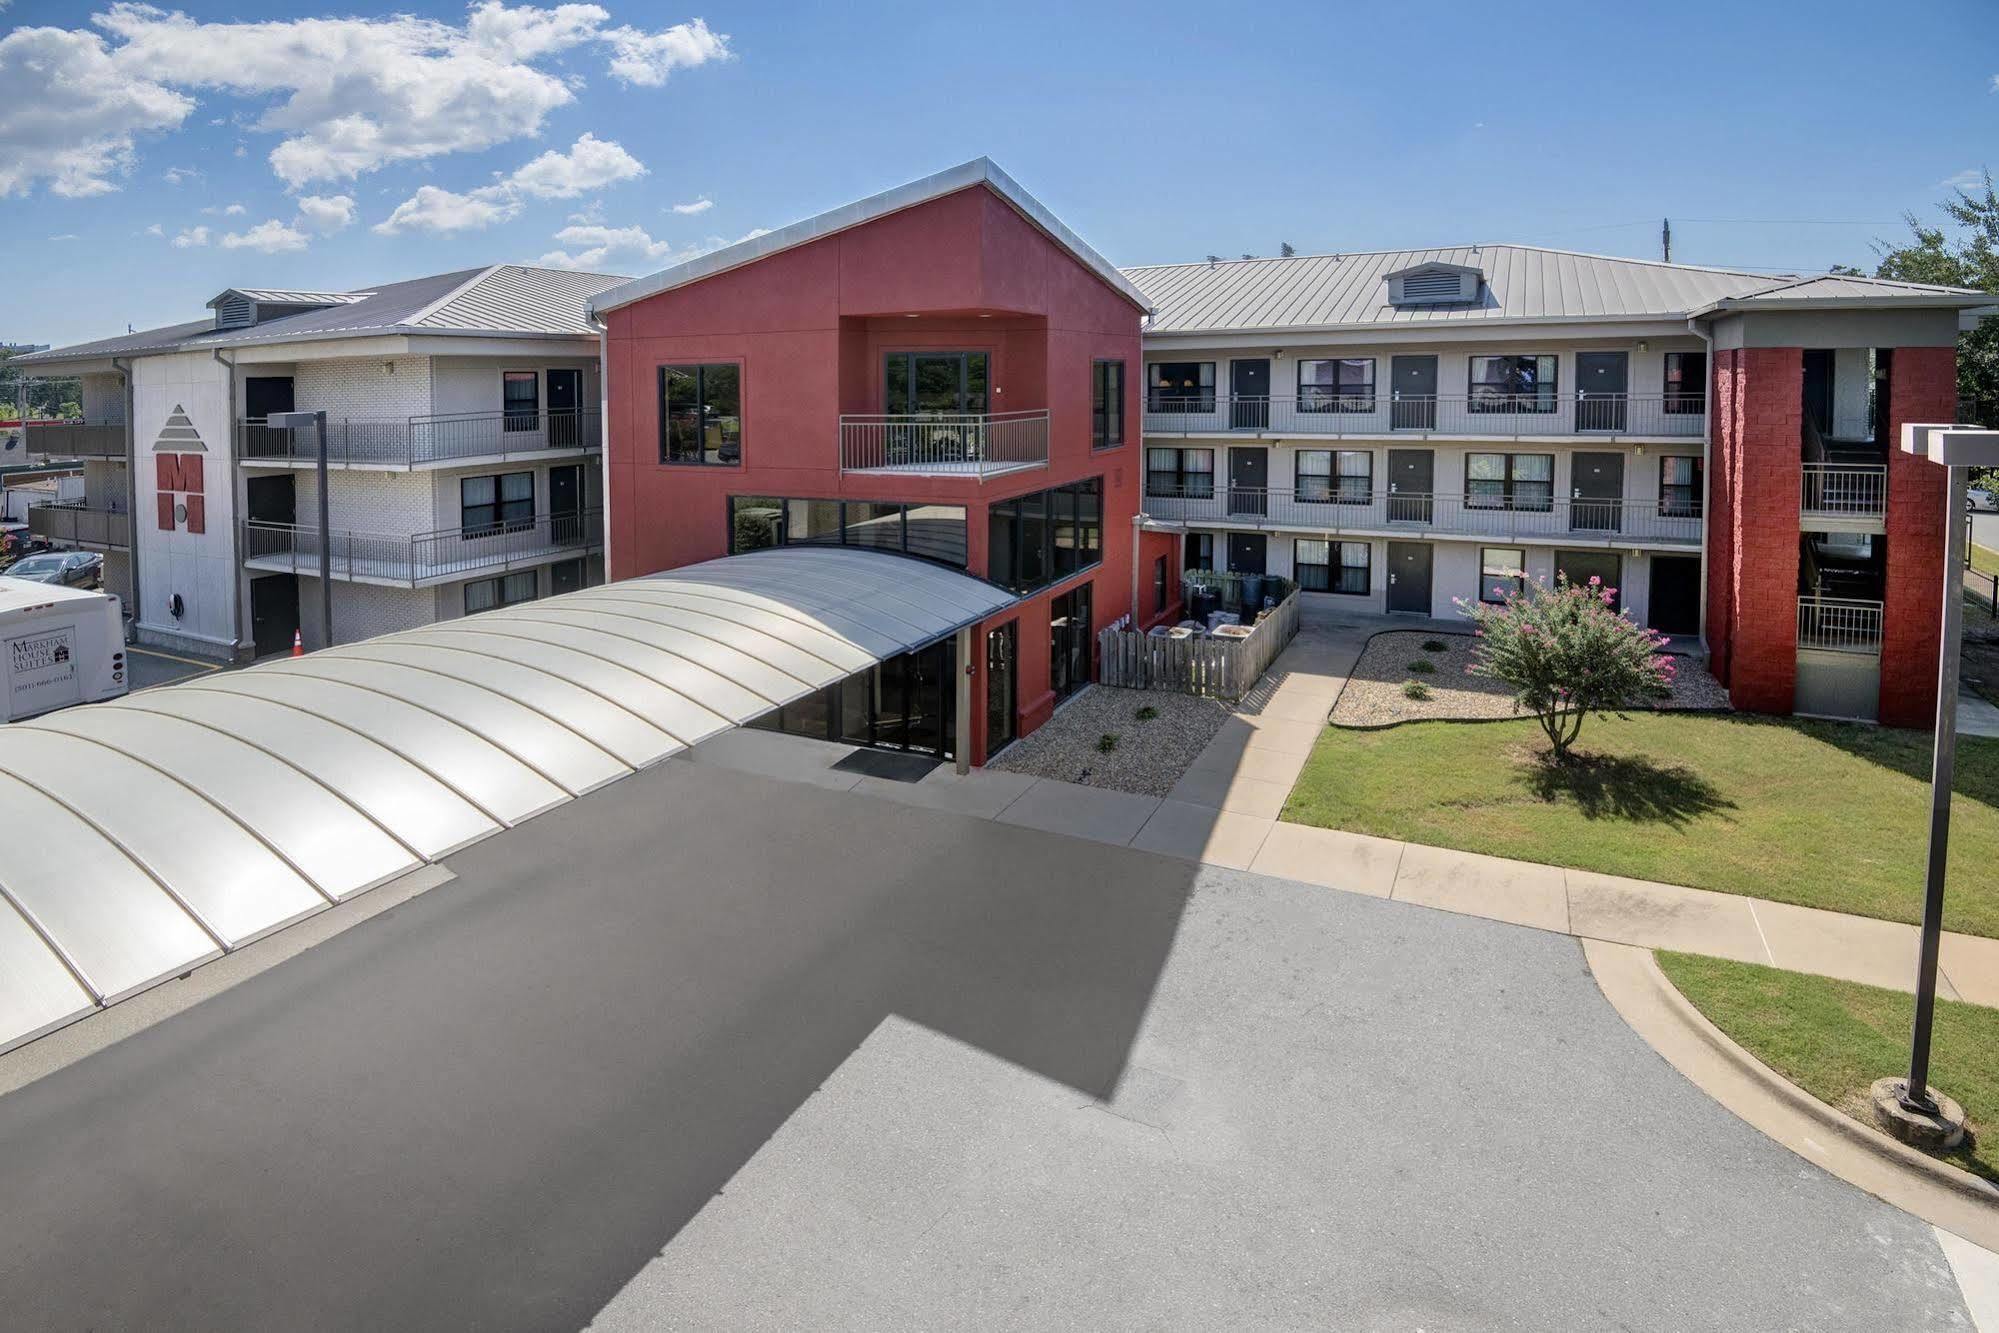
[
  {"xmin": 1298, "ymin": 358, "xmax": 1375, "ymax": 413},
  {"xmin": 727, "ymin": 495, "xmax": 967, "ymax": 567},
  {"xmin": 1092, "ymin": 359, "xmax": 1125, "ymax": 449},
  {"xmin": 1466, "ymin": 453, "xmax": 1554, "ymax": 511},
  {"xmin": 461, "ymin": 471, "xmax": 534, "ymax": 535},
  {"xmin": 502, "ymin": 371, "xmax": 538, "ymax": 432},
  {"xmin": 1145, "ymin": 447, "xmax": 1215, "ymax": 497},
  {"xmin": 988, "ymin": 478, "xmax": 1103, "ymax": 594},
  {"xmin": 1187, "ymin": 533, "xmax": 1215, "ymax": 572},
  {"xmin": 464, "ymin": 569, "xmax": 538, "ymax": 614},
  {"xmin": 1049, "ymin": 581, "xmax": 1093, "ymax": 702},
  {"xmin": 1481, "ymin": 547, "xmax": 1527, "ymax": 602},
  {"xmin": 884, "ymin": 352, "xmax": 988, "ymax": 414},
  {"xmin": 1469, "ymin": 354, "xmax": 1558, "ymax": 413},
  {"xmin": 1664, "ymin": 352, "xmax": 1707, "ymax": 415},
  {"xmin": 1294, "ymin": 539, "xmax": 1369, "ymax": 594},
  {"xmin": 660, "ymin": 363, "xmax": 742, "ymax": 465},
  {"xmin": 1296, "ymin": 449, "xmax": 1372, "ymax": 504},
  {"xmin": 1147, "ymin": 361, "xmax": 1215, "ymax": 413},
  {"xmin": 1660, "ymin": 456, "xmax": 1703, "ymax": 517}
]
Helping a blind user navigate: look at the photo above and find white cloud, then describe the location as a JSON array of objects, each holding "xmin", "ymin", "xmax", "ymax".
[
  {"xmin": 0, "ymin": 24, "xmax": 192, "ymax": 197},
  {"xmin": 162, "ymin": 165, "xmax": 201, "ymax": 185},
  {"xmin": 142, "ymin": 222, "xmax": 163, "ymax": 236},
  {"xmin": 670, "ymin": 197, "xmax": 712, "ymax": 215},
  {"xmin": 375, "ymin": 131, "xmax": 643, "ymax": 233},
  {"xmin": 200, "ymin": 202, "xmax": 248, "ymax": 216},
  {"xmin": 296, "ymin": 193, "xmax": 356, "ymax": 233},
  {"xmin": 220, "ymin": 218, "xmax": 309, "ymax": 253},
  {"xmin": 602, "ymin": 17, "xmax": 729, "ymax": 86},
  {"xmin": 49, "ymin": 233, "xmax": 79, "ymax": 241},
  {"xmin": 540, "ymin": 222, "xmax": 768, "ymax": 272},
  {"xmin": 1942, "ymin": 167, "xmax": 1990, "ymax": 191},
  {"xmin": 171, "ymin": 225, "xmax": 209, "ymax": 248}
]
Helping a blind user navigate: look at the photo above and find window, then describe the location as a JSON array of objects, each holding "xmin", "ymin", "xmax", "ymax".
[
  {"xmin": 1298, "ymin": 358, "xmax": 1375, "ymax": 413},
  {"xmin": 885, "ymin": 352, "xmax": 987, "ymax": 415},
  {"xmin": 1481, "ymin": 547, "xmax": 1527, "ymax": 602},
  {"xmin": 503, "ymin": 371, "xmax": 538, "ymax": 432},
  {"xmin": 1664, "ymin": 352, "xmax": 1707, "ymax": 415},
  {"xmin": 461, "ymin": 471, "xmax": 534, "ymax": 535},
  {"xmin": 1466, "ymin": 453, "xmax": 1554, "ymax": 511},
  {"xmin": 1187, "ymin": 533, "xmax": 1215, "ymax": 572},
  {"xmin": 660, "ymin": 363, "xmax": 742, "ymax": 465},
  {"xmin": 1469, "ymin": 354, "xmax": 1557, "ymax": 413},
  {"xmin": 1092, "ymin": 359, "xmax": 1125, "ymax": 449},
  {"xmin": 1154, "ymin": 555, "xmax": 1168, "ymax": 615},
  {"xmin": 988, "ymin": 478, "xmax": 1103, "ymax": 594},
  {"xmin": 464, "ymin": 569, "xmax": 538, "ymax": 614},
  {"xmin": 549, "ymin": 557, "xmax": 589, "ymax": 595},
  {"xmin": 1294, "ymin": 539, "xmax": 1369, "ymax": 595},
  {"xmin": 1296, "ymin": 449, "xmax": 1372, "ymax": 504},
  {"xmin": 1145, "ymin": 447, "xmax": 1215, "ymax": 497},
  {"xmin": 726, "ymin": 495, "xmax": 968, "ymax": 567},
  {"xmin": 1147, "ymin": 361, "xmax": 1215, "ymax": 413},
  {"xmin": 1660, "ymin": 456, "xmax": 1703, "ymax": 517}
]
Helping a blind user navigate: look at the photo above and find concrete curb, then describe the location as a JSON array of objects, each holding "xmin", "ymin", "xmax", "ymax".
[{"xmin": 1584, "ymin": 938, "xmax": 1999, "ymax": 1249}]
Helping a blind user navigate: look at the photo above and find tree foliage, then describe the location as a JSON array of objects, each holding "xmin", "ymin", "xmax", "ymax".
[
  {"xmin": 1870, "ymin": 170, "xmax": 1999, "ymax": 431},
  {"xmin": 1456, "ymin": 574, "xmax": 1674, "ymax": 762}
]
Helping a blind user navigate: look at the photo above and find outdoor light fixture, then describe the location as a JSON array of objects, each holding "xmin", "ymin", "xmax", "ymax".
[{"xmin": 1890, "ymin": 421, "xmax": 1999, "ymax": 1134}]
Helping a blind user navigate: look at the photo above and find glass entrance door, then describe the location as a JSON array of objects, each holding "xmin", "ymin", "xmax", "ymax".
[
  {"xmin": 884, "ymin": 352, "xmax": 989, "ymax": 415},
  {"xmin": 986, "ymin": 622, "xmax": 1017, "ymax": 753},
  {"xmin": 1049, "ymin": 582, "xmax": 1094, "ymax": 703}
]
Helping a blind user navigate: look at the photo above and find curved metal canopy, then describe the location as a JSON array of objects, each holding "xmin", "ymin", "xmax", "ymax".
[{"xmin": 0, "ymin": 548, "xmax": 1015, "ymax": 1053}]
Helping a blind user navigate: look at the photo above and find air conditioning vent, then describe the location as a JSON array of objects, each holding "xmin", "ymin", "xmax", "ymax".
[
  {"xmin": 215, "ymin": 294, "xmax": 255, "ymax": 330},
  {"xmin": 1401, "ymin": 272, "xmax": 1462, "ymax": 302}
]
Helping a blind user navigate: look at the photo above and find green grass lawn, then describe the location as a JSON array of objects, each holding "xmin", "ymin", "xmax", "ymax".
[
  {"xmin": 1282, "ymin": 712, "xmax": 1999, "ymax": 937},
  {"xmin": 1659, "ymin": 951, "xmax": 1999, "ymax": 1182},
  {"xmin": 1972, "ymin": 543, "xmax": 1999, "ymax": 577}
]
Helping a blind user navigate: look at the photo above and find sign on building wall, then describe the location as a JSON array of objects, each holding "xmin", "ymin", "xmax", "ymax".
[{"xmin": 152, "ymin": 403, "xmax": 207, "ymax": 533}]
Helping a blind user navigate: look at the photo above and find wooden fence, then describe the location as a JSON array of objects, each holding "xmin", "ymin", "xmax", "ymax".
[{"xmin": 1097, "ymin": 589, "xmax": 1300, "ymax": 699}]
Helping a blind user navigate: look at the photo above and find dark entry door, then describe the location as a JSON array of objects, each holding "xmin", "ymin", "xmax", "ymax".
[
  {"xmin": 1648, "ymin": 555, "xmax": 1700, "ymax": 636},
  {"xmin": 549, "ymin": 464, "xmax": 583, "ymax": 542},
  {"xmin": 547, "ymin": 368, "xmax": 582, "ymax": 447},
  {"xmin": 1557, "ymin": 550, "xmax": 1621, "ymax": 610},
  {"xmin": 1226, "ymin": 532, "xmax": 1267, "ymax": 575},
  {"xmin": 1049, "ymin": 582, "xmax": 1093, "ymax": 704},
  {"xmin": 1228, "ymin": 446, "xmax": 1268, "ymax": 516},
  {"xmin": 244, "ymin": 376, "xmax": 295, "ymax": 420},
  {"xmin": 1802, "ymin": 349, "xmax": 1834, "ymax": 437},
  {"xmin": 1231, "ymin": 359, "xmax": 1269, "ymax": 429},
  {"xmin": 245, "ymin": 472, "xmax": 296, "ymax": 526},
  {"xmin": 1575, "ymin": 352, "xmax": 1628, "ymax": 432},
  {"xmin": 986, "ymin": 621, "xmax": 1017, "ymax": 754},
  {"xmin": 250, "ymin": 574, "xmax": 300, "ymax": 658},
  {"xmin": 884, "ymin": 352, "xmax": 989, "ymax": 415},
  {"xmin": 1385, "ymin": 541, "xmax": 1432, "ymax": 614},
  {"xmin": 1570, "ymin": 451, "xmax": 1625, "ymax": 531},
  {"xmin": 1387, "ymin": 448, "xmax": 1434, "ymax": 522},
  {"xmin": 1390, "ymin": 355, "xmax": 1438, "ymax": 430}
]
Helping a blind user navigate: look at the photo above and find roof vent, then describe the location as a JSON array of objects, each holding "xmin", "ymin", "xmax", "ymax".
[
  {"xmin": 1386, "ymin": 263, "xmax": 1482, "ymax": 307},
  {"xmin": 214, "ymin": 294, "xmax": 255, "ymax": 330}
]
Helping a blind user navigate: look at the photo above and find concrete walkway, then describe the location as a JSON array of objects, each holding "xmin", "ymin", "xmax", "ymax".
[{"xmin": 693, "ymin": 601, "xmax": 1999, "ymax": 1007}]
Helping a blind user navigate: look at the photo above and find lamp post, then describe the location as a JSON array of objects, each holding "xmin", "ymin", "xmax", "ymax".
[
  {"xmin": 267, "ymin": 410, "xmax": 331, "ymax": 650},
  {"xmin": 1893, "ymin": 422, "xmax": 1999, "ymax": 1122}
]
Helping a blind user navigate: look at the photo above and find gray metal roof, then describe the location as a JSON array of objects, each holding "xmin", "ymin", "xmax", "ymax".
[
  {"xmin": 209, "ymin": 288, "xmax": 372, "ymax": 309},
  {"xmin": 17, "ymin": 265, "xmax": 630, "ymax": 367},
  {"xmin": 591, "ymin": 157, "xmax": 1154, "ymax": 318},
  {"xmin": 1125, "ymin": 244, "xmax": 1989, "ymax": 335},
  {"xmin": 0, "ymin": 547, "xmax": 1013, "ymax": 1054}
]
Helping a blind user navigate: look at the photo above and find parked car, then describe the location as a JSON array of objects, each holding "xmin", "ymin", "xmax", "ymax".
[
  {"xmin": 4, "ymin": 549, "xmax": 103, "ymax": 588},
  {"xmin": 1968, "ymin": 484, "xmax": 1999, "ymax": 512}
]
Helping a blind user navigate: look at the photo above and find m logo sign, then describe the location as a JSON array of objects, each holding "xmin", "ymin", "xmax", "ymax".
[{"xmin": 152, "ymin": 404, "xmax": 208, "ymax": 534}]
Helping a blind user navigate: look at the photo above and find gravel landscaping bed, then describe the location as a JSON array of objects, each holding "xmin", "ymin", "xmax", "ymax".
[
  {"xmin": 987, "ymin": 685, "xmax": 1231, "ymax": 797},
  {"xmin": 1330, "ymin": 630, "xmax": 1731, "ymax": 728}
]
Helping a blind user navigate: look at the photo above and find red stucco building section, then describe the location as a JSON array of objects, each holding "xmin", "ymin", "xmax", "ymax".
[
  {"xmin": 1878, "ymin": 345, "xmax": 1956, "ymax": 728},
  {"xmin": 600, "ymin": 183, "xmax": 1146, "ymax": 764},
  {"xmin": 1708, "ymin": 347, "xmax": 1803, "ymax": 713}
]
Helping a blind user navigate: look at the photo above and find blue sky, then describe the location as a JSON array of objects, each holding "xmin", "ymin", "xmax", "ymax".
[{"xmin": 3, "ymin": 0, "xmax": 1995, "ymax": 348}]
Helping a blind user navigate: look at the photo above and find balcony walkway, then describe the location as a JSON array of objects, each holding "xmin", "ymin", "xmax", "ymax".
[
  {"xmin": 241, "ymin": 511, "xmax": 603, "ymax": 588},
  {"xmin": 237, "ymin": 409, "xmax": 601, "ymax": 472},
  {"xmin": 838, "ymin": 409, "xmax": 1049, "ymax": 479},
  {"xmin": 1143, "ymin": 393, "xmax": 1706, "ymax": 442},
  {"xmin": 1142, "ymin": 487, "xmax": 1703, "ymax": 548}
]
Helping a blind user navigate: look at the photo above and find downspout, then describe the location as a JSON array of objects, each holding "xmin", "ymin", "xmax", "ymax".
[
  {"xmin": 1686, "ymin": 316, "xmax": 1715, "ymax": 657},
  {"xmin": 591, "ymin": 313, "xmax": 612, "ymax": 582},
  {"xmin": 214, "ymin": 348, "xmax": 244, "ymax": 659},
  {"xmin": 111, "ymin": 356, "xmax": 137, "ymax": 641}
]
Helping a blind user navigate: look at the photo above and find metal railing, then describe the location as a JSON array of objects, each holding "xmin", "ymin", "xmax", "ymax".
[
  {"xmin": 23, "ymin": 419, "xmax": 126, "ymax": 460},
  {"xmin": 1141, "ymin": 393, "xmax": 1706, "ymax": 439},
  {"xmin": 238, "ymin": 409, "xmax": 602, "ymax": 468},
  {"xmin": 26, "ymin": 501, "xmax": 129, "ymax": 549},
  {"xmin": 1800, "ymin": 462, "xmax": 1888, "ymax": 519},
  {"xmin": 838, "ymin": 409, "xmax": 1049, "ymax": 475},
  {"xmin": 1797, "ymin": 595, "xmax": 1884, "ymax": 655},
  {"xmin": 1140, "ymin": 485, "xmax": 1703, "ymax": 545},
  {"xmin": 241, "ymin": 507, "xmax": 601, "ymax": 585}
]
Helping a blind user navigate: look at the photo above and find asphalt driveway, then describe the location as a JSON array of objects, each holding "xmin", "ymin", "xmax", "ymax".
[{"xmin": 0, "ymin": 759, "xmax": 1972, "ymax": 1330}]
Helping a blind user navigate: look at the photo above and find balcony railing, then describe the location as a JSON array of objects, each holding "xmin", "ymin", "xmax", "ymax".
[
  {"xmin": 1797, "ymin": 595, "xmax": 1883, "ymax": 655},
  {"xmin": 238, "ymin": 409, "xmax": 602, "ymax": 469},
  {"xmin": 241, "ymin": 508, "xmax": 601, "ymax": 586},
  {"xmin": 1800, "ymin": 462, "xmax": 1888, "ymax": 520},
  {"xmin": 1141, "ymin": 485, "xmax": 1702, "ymax": 545},
  {"xmin": 838, "ymin": 409, "xmax": 1049, "ymax": 476},
  {"xmin": 26, "ymin": 501, "xmax": 130, "ymax": 550},
  {"xmin": 23, "ymin": 419, "xmax": 126, "ymax": 460},
  {"xmin": 1142, "ymin": 393, "xmax": 1706, "ymax": 439}
]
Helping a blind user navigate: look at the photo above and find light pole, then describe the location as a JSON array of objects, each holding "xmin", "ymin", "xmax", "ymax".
[
  {"xmin": 1893, "ymin": 422, "xmax": 1999, "ymax": 1122},
  {"xmin": 267, "ymin": 410, "xmax": 332, "ymax": 650}
]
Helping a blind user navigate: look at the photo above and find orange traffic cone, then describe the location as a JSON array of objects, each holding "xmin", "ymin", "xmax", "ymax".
[{"xmin": 291, "ymin": 628, "xmax": 304, "ymax": 658}]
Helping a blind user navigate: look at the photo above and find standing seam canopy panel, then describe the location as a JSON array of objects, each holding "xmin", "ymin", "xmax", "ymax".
[{"xmin": 0, "ymin": 895, "xmax": 94, "ymax": 1056}]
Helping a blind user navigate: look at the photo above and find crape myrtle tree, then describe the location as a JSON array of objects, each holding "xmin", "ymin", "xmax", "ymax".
[{"xmin": 1455, "ymin": 573, "xmax": 1674, "ymax": 762}]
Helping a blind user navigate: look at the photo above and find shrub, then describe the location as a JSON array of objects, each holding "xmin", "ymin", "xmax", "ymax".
[
  {"xmin": 1422, "ymin": 639, "xmax": 1449, "ymax": 653},
  {"xmin": 1407, "ymin": 659, "xmax": 1436, "ymax": 675},
  {"xmin": 1097, "ymin": 733, "xmax": 1119, "ymax": 753},
  {"xmin": 1135, "ymin": 705, "xmax": 1159, "ymax": 721},
  {"xmin": 1454, "ymin": 573, "xmax": 1674, "ymax": 762},
  {"xmin": 1402, "ymin": 680, "xmax": 1432, "ymax": 701}
]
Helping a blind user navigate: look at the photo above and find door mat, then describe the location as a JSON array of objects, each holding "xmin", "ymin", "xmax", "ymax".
[{"xmin": 831, "ymin": 749, "xmax": 944, "ymax": 783}]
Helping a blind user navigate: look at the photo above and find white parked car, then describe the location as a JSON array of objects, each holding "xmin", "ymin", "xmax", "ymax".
[{"xmin": 1969, "ymin": 484, "xmax": 1999, "ymax": 512}]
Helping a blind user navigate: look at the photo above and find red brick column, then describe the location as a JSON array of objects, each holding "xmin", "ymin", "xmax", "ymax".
[
  {"xmin": 1704, "ymin": 350, "xmax": 1740, "ymax": 683},
  {"xmin": 1715, "ymin": 347, "xmax": 1803, "ymax": 713},
  {"xmin": 1878, "ymin": 345, "xmax": 1957, "ymax": 728}
]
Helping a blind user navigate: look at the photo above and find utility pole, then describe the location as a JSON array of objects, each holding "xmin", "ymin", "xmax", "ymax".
[{"xmin": 1661, "ymin": 218, "xmax": 1672, "ymax": 264}]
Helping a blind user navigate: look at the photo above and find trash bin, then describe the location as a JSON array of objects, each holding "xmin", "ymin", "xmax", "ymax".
[{"xmin": 1241, "ymin": 575, "xmax": 1265, "ymax": 613}]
